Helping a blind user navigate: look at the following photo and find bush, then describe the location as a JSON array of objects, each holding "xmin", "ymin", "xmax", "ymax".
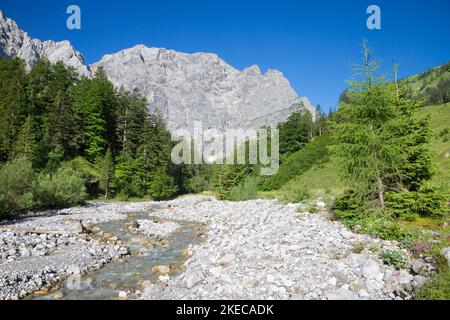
[
  {"xmin": 147, "ymin": 168, "xmax": 178, "ymax": 200},
  {"xmin": 332, "ymin": 191, "xmax": 372, "ymax": 228},
  {"xmin": 62, "ymin": 157, "xmax": 101, "ymax": 196},
  {"xmin": 379, "ymin": 249, "xmax": 406, "ymax": 269},
  {"xmin": 332, "ymin": 190, "xmax": 368, "ymax": 212},
  {"xmin": 212, "ymin": 164, "xmax": 254, "ymax": 200},
  {"xmin": 333, "ymin": 204, "xmax": 416, "ymax": 243},
  {"xmin": 363, "ymin": 217, "xmax": 416, "ymax": 243},
  {"xmin": 385, "ymin": 186, "xmax": 449, "ymax": 220},
  {"xmin": 185, "ymin": 175, "xmax": 210, "ymax": 194},
  {"xmin": 229, "ymin": 176, "xmax": 259, "ymax": 201},
  {"xmin": 0, "ymin": 158, "xmax": 37, "ymax": 218},
  {"xmin": 36, "ymin": 167, "xmax": 88, "ymax": 208}
]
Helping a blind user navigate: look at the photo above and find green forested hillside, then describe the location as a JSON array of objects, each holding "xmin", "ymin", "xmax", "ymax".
[{"xmin": 402, "ymin": 61, "xmax": 450, "ymax": 105}]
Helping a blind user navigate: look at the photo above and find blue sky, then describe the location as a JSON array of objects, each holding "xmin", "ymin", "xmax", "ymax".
[{"xmin": 1, "ymin": 0, "xmax": 449, "ymax": 112}]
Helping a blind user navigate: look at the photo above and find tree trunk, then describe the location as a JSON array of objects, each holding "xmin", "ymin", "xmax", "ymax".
[{"xmin": 377, "ymin": 177, "xmax": 385, "ymax": 208}]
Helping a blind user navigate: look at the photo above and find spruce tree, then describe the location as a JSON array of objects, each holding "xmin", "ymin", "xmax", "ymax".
[
  {"xmin": 278, "ymin": 109, "xmax": 312, "ymax": 157},
  {"xmin": 0, "ymin": 58, "xmax": 28, "ymax": 161},
  {"xmin": 13, "ymin": 115, "xmax": 38, "ymax": 164},
  {"xmin": 97, "ymin": 148, "xmax": 115, "ymax": 198},
  {"xmin": 334, "ymin": 40, "xmax": 432, "ymax": 207}
]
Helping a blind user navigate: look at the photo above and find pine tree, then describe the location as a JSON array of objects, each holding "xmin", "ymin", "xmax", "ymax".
[
  {"xmin": 116, "ymin": 88, "xmax": 147, "ymax": 155},
  {"xmin": 73, "ymin": 68, "xmax": 117, "ymax": 160},
  {"xmin": 97, "ymin": 148, "xmax": 115, "ymax": 198},
  {"xmin": 41, "ymin": 62, "xmax": 80, "ymax": 157},
  {"xmin": 277, "ymin": 109, "xmax": 313, "ymax": 157},
  {"xmin": 334, "ymin": 40, "xmax": 432, "ymax": 207},
  {"xmin": 13, "ymin": 115, "xmax": 38, "ymax": 164},
  {"xmin": 0, "ymin": 58, "xmax": 28, "ymax": 161},
  {"xmin": 147, "ymin": 166, "xmax": 178, "ymax": 200}
]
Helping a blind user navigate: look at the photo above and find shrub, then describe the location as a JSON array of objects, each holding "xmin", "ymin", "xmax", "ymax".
[
  {"xmin": 385, "ymin": 186, "xmax": 449, "ymax": 220},
  {"xmin": 36, "ymin": 167, "xmax": 87, "ymax": 208},
  {"xmin": 352, "ymin": 243, "xmax": 365, "ymax": 254},
  {"xmin": 62, "ymin": 157, "xmax": 101, "ymax": 196},
  {"xmin": 363, "ymin": 217, "xmax": 416, "ymax": 243},
  {"xmin": 147, "ymin": 168, "xmax": 178, "ymax": 201},
  {"xmin": 229, "ymin": 176, "xmax": 259, "ymax": 201},
  {"xmin": 380, "ymin": 249, "xmax": 406, "ymax": 269},
  {"xmin": 212, "ymin": 164, "xmax": 254, "ymax": 200},
  {"xmin": 185, "ymin": 175, "xmax": 210, "ymax": 194},
  {"xmin": 0, "ymin": 158, "xmax": 37, "ymax": 217},
  {"xmin": 332, "ymin": 190, "xmax": 368, "ymax": 212}
]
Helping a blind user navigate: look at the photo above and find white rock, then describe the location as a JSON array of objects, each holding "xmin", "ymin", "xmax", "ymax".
[
  {"xmin": 217, "ymin": 253, "xmax": 235, "ymax": 266},
  {"xmin": 362, "ymin": 262, "xmax": 380, "ymax": 280},
  {"xmin": 266, "ymin": 274, "xmax": 275, "ymax": 283},
  {"xmin": 20, "ymin": 248, "xmax": 31, "ymax": 258},
  {"xmin": 327, "ymin": 285, "xmax": 356, "ymax": 300},
  {"xmin": 185, "ymin": 271, "xmax": 204, "ymax": 289},
  {"xmin": 159, "ymin": 275, "xmax": 171, "ymax": 284},
  {"xmin": 316, "ymin": 201, "xmax": 326, "ymax": 209},
  {"xmin": 440, "ymin": 247, "xmax": 450, "ymax": 267}
]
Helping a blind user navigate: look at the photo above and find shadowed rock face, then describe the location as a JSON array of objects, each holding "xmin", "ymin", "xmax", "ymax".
[{"xmin": 0, "ymin": 10, "xmax": 316, "ymax": 133}]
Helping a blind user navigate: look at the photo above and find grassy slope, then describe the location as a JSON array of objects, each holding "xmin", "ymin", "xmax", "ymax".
[
  {"xmin": 401, "ymin": 62, "xmax": 450, "ymax": 99},
  {"xmin": 260, "ymin": 134, "xmax": 331, "ymax": 191},
  {"xmin": 418, "ymin": 103, "xmax": 450, "ymax": 187},
  {"xmin": 274, "ymin": 158, "xmax": 343, "ymax": 198},
  {"xmin": 270, "ymin": 103, "xmax": 450, "ymax": 198}
]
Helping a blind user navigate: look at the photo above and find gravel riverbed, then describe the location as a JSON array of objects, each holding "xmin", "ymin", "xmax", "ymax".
[
  {"xmin": 0, "ymin": 196, "xmax": 428, "ymax": 300},
  {"xmin": 140, "ymin": 196, "xmax": 425, "ymax": 300},
  {"xmin": 0, "ymin": 201, "xmax": 158, "ymax": 300}
]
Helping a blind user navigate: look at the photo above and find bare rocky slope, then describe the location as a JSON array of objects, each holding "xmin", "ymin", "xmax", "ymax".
[{"xmin": 0, "ymin": 10, "xmax": 316, "ymax": 133}]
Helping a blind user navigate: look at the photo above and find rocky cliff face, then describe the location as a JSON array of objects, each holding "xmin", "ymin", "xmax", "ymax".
[
  {"xmin": 0, "ymin": 10, "xmax": 90, "ymax": 77},
  {"xmin": 0, "ymin": 10, "xmax": 316, "ymax": 133},
  {"xmin": 91, "ymin": 45, "xmax": 316, "ymax": 132}
]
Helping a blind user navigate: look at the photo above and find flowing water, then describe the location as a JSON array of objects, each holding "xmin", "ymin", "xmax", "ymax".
[{"xmin": 29, "ymin": 211, "xmax": 204, "ymax": 300}]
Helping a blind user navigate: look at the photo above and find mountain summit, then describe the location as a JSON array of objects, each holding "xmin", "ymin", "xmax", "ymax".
[
  {"xmin": 0, "ymin": 10, "xmax": 90, "ymax": 77},
  {"xmin": 0, "ymin": 11, "xmax": 315, "ymax": 132}
]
